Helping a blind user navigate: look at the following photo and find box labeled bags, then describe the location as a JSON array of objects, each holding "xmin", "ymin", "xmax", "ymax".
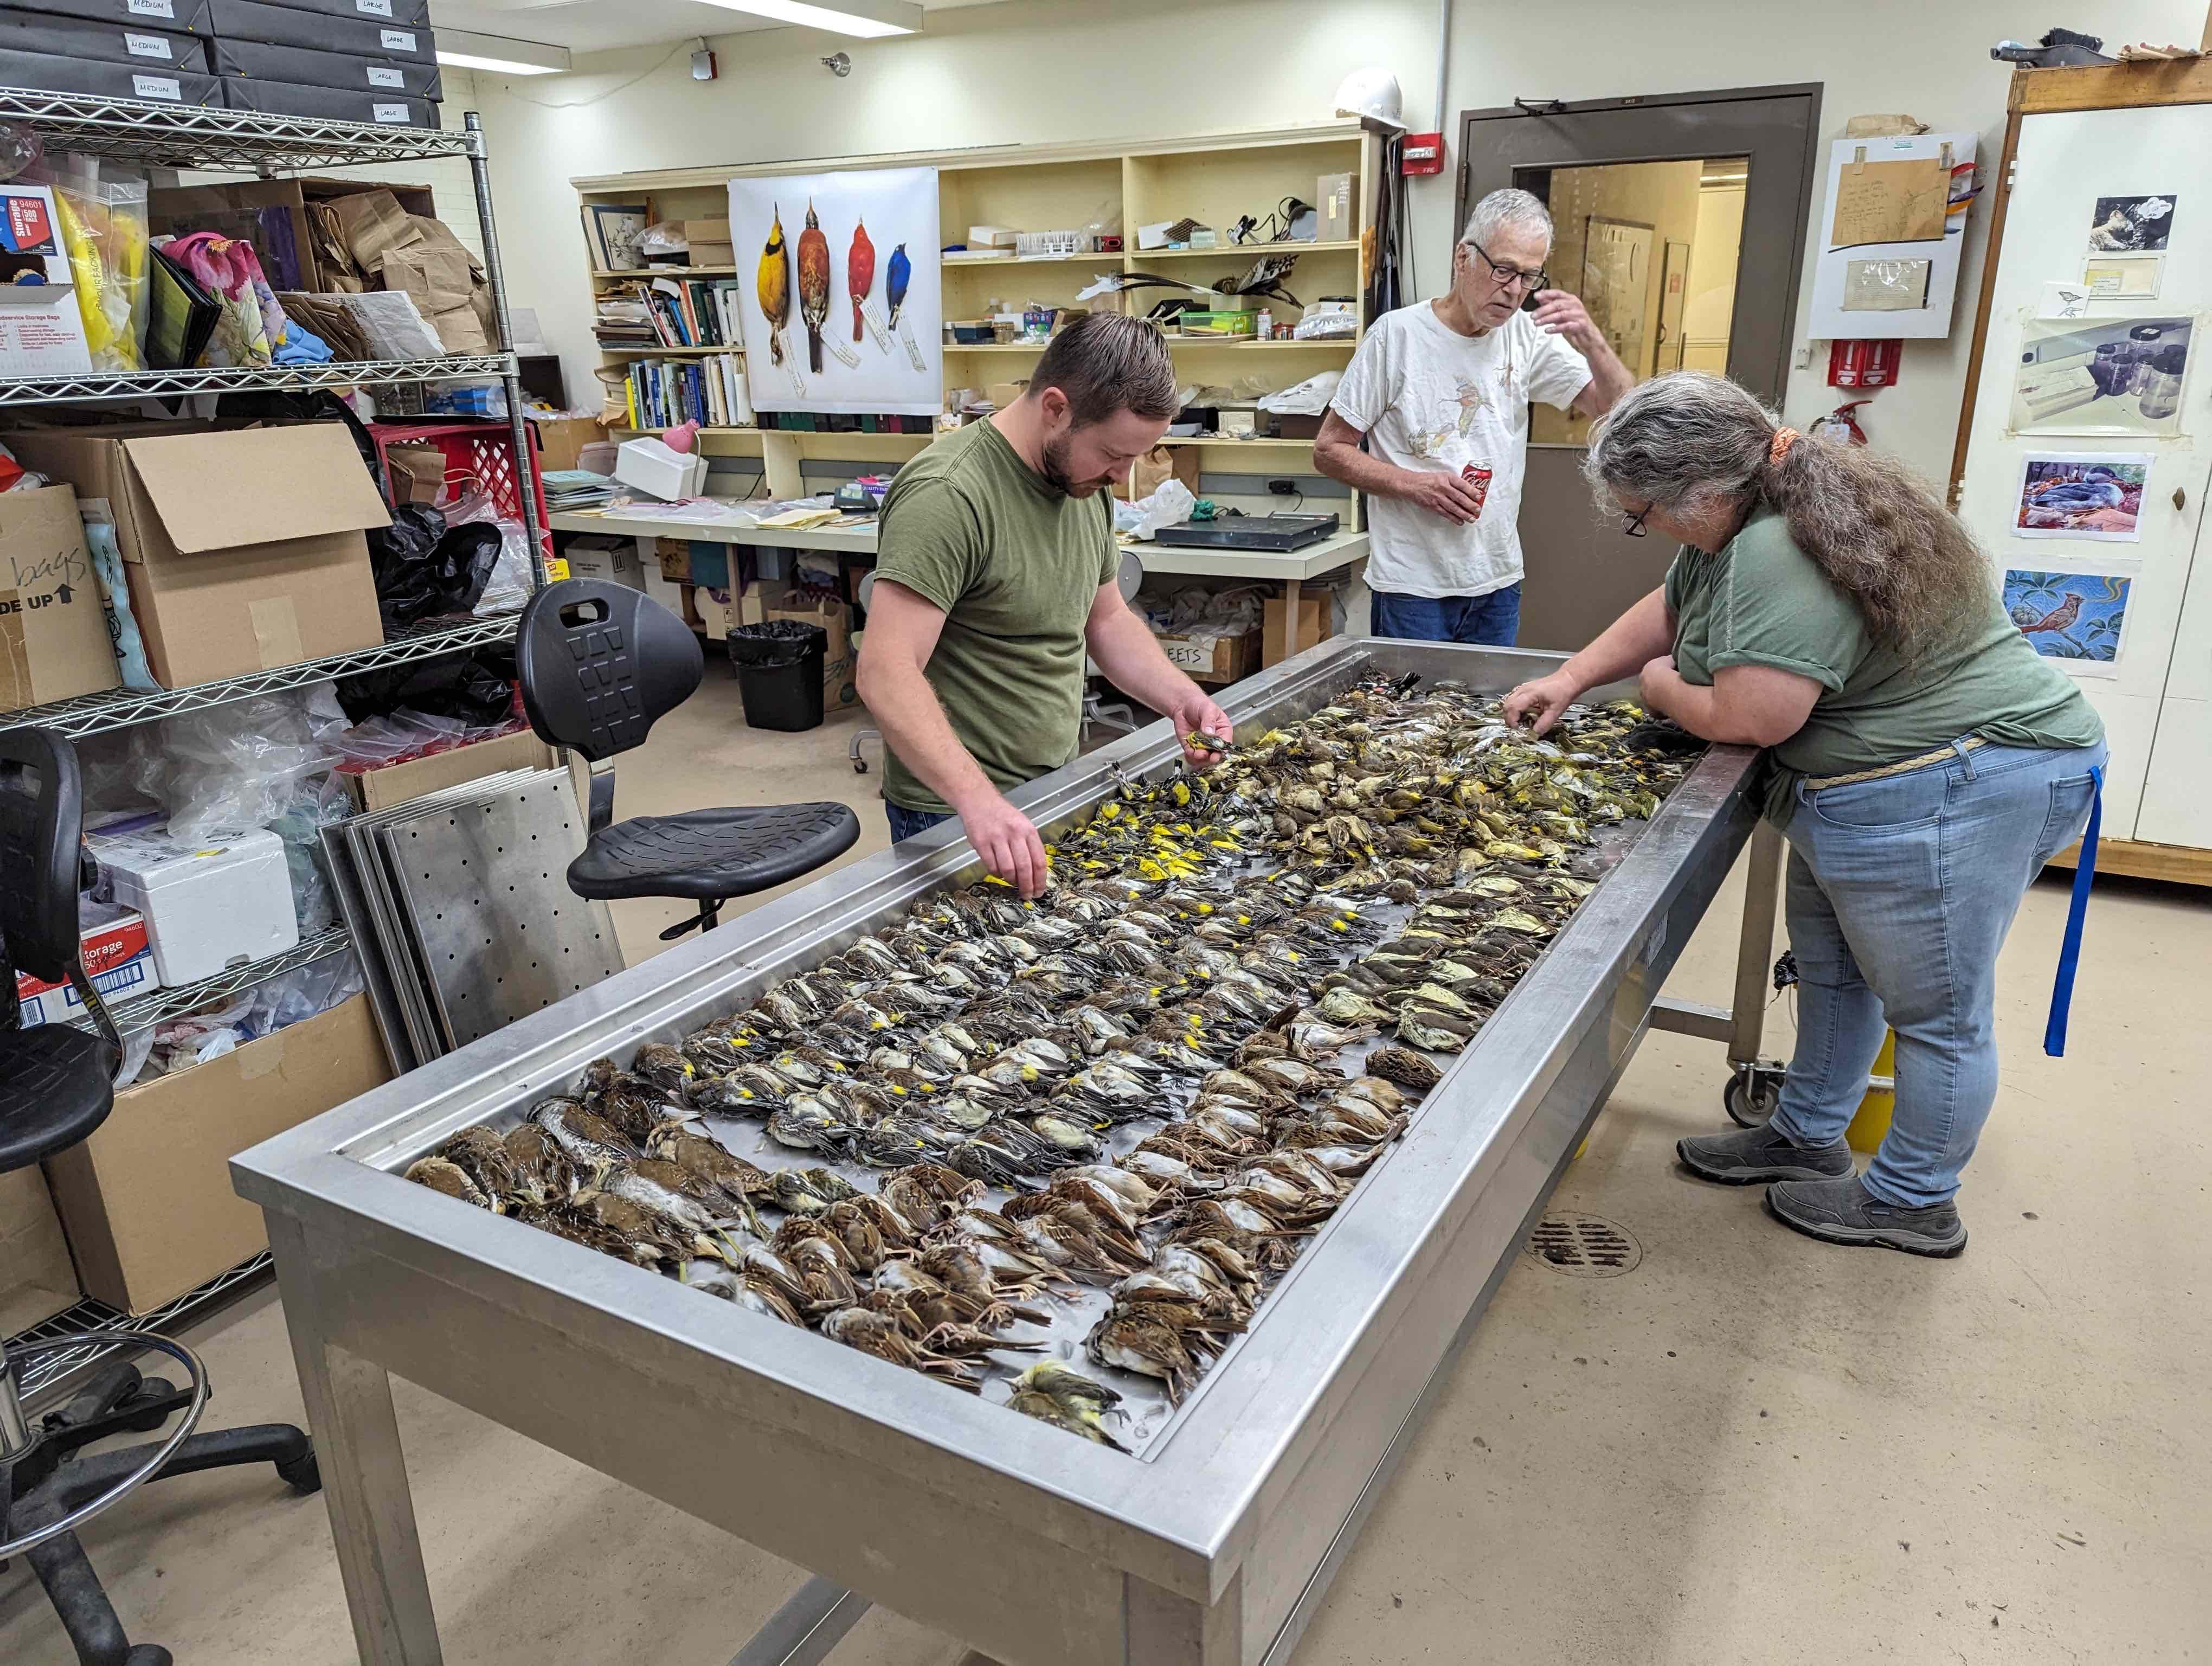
[
  {"xmin": 0, "ymin": 483, "xmax": 119, "ymax": 709},
  {"xmin": 4, "ymin": 422, "xmax": 389, "ymax": 689}
]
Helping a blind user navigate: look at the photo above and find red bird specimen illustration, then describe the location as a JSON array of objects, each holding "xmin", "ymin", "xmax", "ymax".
[
  {"xmin": 848, "ymin": 216, "xmax": 875, "ymax": 343},
  {"xmin": 2018, "ymin": 593, "xmax": 2083, "ymax": 635},
  {"xmin": 797, "ymin": 200, "xmax": 831, "ymax": 374}
]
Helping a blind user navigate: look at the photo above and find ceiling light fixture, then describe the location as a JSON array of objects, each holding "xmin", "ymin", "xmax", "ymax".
[
  {"xmin": 435, "ymin": 29, "xmax": 572, "ymax": 75},
  {"xmin": 689, "ymin": 0, "xmax": 920, "ymax": 40}
]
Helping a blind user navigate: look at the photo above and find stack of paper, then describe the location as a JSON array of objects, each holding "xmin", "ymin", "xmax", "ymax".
[{"xmin": 543, "ymin": 470, "xmax": 616, "ymax": 510}]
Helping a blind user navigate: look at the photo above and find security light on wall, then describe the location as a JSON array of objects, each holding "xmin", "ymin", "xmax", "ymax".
[
  {"xmin": 435, "ymin": 30, "xmax": 572, "ymax": 75},
  {"xmin": 690, "ymin": 0, "xmax": 920, "ymax": 38}
]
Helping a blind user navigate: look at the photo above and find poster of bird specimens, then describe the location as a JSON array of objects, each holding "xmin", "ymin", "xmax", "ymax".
[{"xmin": 726, "ymin": 166, "xmax": 942, "ymax": 416}]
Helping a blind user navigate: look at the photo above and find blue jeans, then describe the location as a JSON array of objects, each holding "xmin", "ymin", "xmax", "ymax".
[
  {"xmin": 1369, "ymin": 584, "xmax": 1522, "ymax": 646},
  {"xmin": 1768, "ymin": 739, "xmax": 2106, "ymax": 1207},
  {"xmin": 886, "ymin": 802, "xmax": 954, "ymax": 844}
]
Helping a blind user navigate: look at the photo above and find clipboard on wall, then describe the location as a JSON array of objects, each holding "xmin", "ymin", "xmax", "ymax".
[{"xmin": 1828, "ymin": 142, "xmax": 1954, "ymax": 248}]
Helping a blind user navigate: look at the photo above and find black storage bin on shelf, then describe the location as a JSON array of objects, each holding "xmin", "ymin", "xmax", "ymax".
[{"xmin": 728, "ymin": 620, "xmax": 827, "ymax": 733}]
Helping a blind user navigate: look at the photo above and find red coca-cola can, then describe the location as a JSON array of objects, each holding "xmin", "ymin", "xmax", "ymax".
[{"xmin": 1460, "ymin": 463, "xmax": 1493, "ymax": 519}]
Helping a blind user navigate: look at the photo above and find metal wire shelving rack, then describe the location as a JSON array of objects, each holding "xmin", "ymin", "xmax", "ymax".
[{"xmin": 0, "ymin": 89, "xmax": 546, "ymax": 1404}]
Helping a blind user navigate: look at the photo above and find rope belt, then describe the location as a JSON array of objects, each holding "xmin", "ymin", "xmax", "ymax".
[{"xmin": 1802, "ymin": 737, "xmax": 1985, "ymax": 791}]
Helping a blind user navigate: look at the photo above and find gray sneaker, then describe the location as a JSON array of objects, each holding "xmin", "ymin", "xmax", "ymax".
[
  {"xmin": 1677, "ymin": 1123, "xmax": 1854, "ymax": 1186},
  {"xmin": 1765, "ymin": 1175, "xmax": 1967, "ymax": 1258}
]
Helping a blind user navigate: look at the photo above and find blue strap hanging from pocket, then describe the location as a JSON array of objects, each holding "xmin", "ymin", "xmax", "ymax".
[{"xmin": 2043, "ymin": 765, "xmax": 2104, "ymax": 1058}]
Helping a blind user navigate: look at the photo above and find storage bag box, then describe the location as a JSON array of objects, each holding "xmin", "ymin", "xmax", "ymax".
[
  {"xmin": 88, "ymin": 824, "xmax": 299, "ymax": 986},
  {"xmin": 207, "ymin": 0, "xmax": 430, "ymax": 59},
  {"xmin": 561, "ymin": 535, "xmax": 648, "ymax": 592},
  {"xmin": 15, "ymin": 900, "xmax": 159, "ymax": 1026},
  {"xmin": 0, "ymin": 44, "xmax": 219, "ymax": 101},
  {"xmin": 0, "ymin": 7, "xmax": 207, "ymax": 67},
  {"xmin": 0, "ymin": 484, "xmax": 119, "ymax": 710},
  {"xmin": 209, "ymin": 35, "xmax": 439, "ymax": 97},
  {"xmin": 221, "ymin": 76, "xmax": 438, "ymax": 129},
  {"xmin": 45, "ymin": 994, "xmax": 390, "ymax": 1313},
  {"xmin": 6, "ymin": 0, "xmax": 211, "ymax": 33},
  {"xmin": 3, "ymin": 422, "xmax": 389, "ymax": 689}
]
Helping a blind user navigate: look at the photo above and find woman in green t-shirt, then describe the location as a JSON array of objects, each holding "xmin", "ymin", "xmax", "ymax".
[{"xmin": 1504, "ymin": 373, "xmax": 2106, "ymax": 1258}]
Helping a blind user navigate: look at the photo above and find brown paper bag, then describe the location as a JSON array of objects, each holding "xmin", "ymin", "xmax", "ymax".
[
  {"xmin": 331, "ymin": 189, "xmax": 421, "ymax": 270},
  {"xmin": 1117, "ymin": 444, "xmax": 1200, "ymax": 502},
  {"xmin": 378, "ymin": 246, "xmax": 486, "ymax": 354}
]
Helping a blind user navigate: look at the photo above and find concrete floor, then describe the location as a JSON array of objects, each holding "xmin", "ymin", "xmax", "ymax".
[{"xmin": 6, "ymin": 665, "xmax": 2209, "ymax": 1664}]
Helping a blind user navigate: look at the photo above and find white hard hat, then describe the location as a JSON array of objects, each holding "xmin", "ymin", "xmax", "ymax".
[{"xmin": 1334, "ymin": 67, "xmax": 1406, "ymax": 130}]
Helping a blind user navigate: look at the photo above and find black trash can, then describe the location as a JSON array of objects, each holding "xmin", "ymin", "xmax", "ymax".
[{"xmin": 728, "ymin": 620, "xmax": 828, "ymax": 732}]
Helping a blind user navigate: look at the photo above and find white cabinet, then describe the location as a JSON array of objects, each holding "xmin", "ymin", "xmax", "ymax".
[{"xmin": 1956, "ymin": 99, "xmax": 2212, "ymax": 852}]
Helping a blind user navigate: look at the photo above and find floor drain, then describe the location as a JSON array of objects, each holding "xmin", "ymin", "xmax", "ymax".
[{"xmin": 1523, "ymin": 1211, "xmax": 1643, "ymax": 1277}]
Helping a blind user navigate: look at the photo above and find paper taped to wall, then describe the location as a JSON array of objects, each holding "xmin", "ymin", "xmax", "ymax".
[
  {"xmin": 1829, "ymin": 156, "xmax": 1950, "ymax": 249},
  {"xmin": 1840, "ymin": 257, "xmax": 1932, "ymax": 311}
]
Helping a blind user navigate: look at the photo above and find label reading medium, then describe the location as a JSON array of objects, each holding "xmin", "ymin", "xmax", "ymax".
[
  {"xmin": 126, "ymin": 0, "xmax": 175, "ymax": 15},
  {"xmin": 132, "ymin": 74, "xmax": 182, "ymax": 100},
  {"xmin": 125, "ymin": 31, "xmax": 175, "ymax": 57}
]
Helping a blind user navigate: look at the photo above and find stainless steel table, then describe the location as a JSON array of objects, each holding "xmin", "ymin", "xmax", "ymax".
[{"xmin": 233, "ymin": 637, "xmax": 1763, "ymax": 1666}]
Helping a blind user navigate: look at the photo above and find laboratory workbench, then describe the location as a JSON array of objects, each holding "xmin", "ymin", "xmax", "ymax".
[{"xmin": 548, "ymin": 502, "xmax": 1369, "ymax": 665}]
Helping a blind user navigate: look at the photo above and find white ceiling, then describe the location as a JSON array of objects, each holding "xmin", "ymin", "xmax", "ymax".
[{"xmin": 432, "ymin": 0, "xmax": 1001, "ymax": 57}]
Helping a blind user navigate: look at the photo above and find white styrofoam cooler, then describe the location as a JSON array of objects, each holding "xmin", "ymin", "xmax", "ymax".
[{"xmin": 88, "ymin": 826, "xmax": 299, "ymax": 986}]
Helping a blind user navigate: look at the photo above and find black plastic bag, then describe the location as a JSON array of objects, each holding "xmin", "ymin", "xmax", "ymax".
[
  {"xmin": 335, "ymin": 646, "xmax": 518, "ymax": 726},
  {"xmin": 727, "ymin": 619, "xmax": 826, "ymax": 669},
  {"xmin": 368, "ymin": 505, "xmax": 503, "ymax": 627}
]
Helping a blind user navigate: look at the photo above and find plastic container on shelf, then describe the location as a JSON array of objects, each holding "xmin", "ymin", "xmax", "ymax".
[
  {"xmin": 728, "ymin": 620, "xmax": 826, "ymax": 732},
  {"xmin": 86, "ymin": 824, "xmax": 300, "ymax": 986}
]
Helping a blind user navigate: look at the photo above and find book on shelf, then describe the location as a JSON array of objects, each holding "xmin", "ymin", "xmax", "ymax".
[{"xmin": 621, "ymin": 353, "xmax": 751, "ymax": 432}]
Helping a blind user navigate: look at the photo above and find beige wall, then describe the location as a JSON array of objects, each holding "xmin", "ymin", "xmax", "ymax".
[
  {"xmin": 1681, "ymin": 183, "xmax": 1747, "ymax": 375},
  {"xmin": 464, "ymin": 0, "xmax": 2206, "ymax": 478}
]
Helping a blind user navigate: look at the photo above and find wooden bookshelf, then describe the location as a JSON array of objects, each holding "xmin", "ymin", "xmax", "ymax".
[{"xmin": 575, "ymin": 124, "xmax": 1379, "ymax": 515}]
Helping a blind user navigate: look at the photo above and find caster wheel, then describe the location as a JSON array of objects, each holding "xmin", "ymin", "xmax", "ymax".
[
  {"xmin": 852, "ymin": 759, "xmax": 869, "ymax": 774},
  {"xmin": 1723, "ymin": 1072, "xmax": 1782, "ymax": 1128},
  {"xmin": 121, "ymin": 1378, "xmax": 179, "ymax": 1433},
  {"xmin": 276, "ymin": 1450, "xmax": 322, "ymax": 1495}
]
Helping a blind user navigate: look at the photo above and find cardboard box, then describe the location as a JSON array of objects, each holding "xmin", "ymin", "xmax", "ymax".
[
  {"xmin": 207, "ymin": 0, "xmax": 432, "ymax": 59},
  {"xmin": 149, "ymin": 175, "xmax": 438, "ymax": 293},
  {"xmin": 90, "ymin": 824, "xmax": 298, "ymax": 985},
  {"xmin": 1318, "ymin": 171, "xmax": 1358, "ymax": 242},
  {"xmin": 0, "ymin": 483, "xmax": 120, "ymax": 710},
  {"xmin": 46, "ymin": 994, "xmax": 390, "ymax": 1314},
  {"xmin": 15, "ymin": 900, "xmax": 159, "ymax": 1026},
  {"xmin": 4, "ymin": 423, "xmax": 389, "ymax": 690},
  {"xmin": 653, "ymin": 536, "xmax": 690, "ymax": 582},
  {"xmin": 0, "ymin": 1164, "xmax": 77, "ymax": 1338},
  {"xmin": 209, "ymin": 35, "xmax": 441, "ymax": 98},
  {"xmin": 343, "ymin": 728, "xmax": 554, "ymax": 812},
  {"xmin": 0, "ymin": 183, "xmax": 94, "ymax": 379},
  {"xmin": 1154, "ymin": 625, "xmax": 1259, "ymax": 687},
  {"xmin": 684, "ymin": 219, "xmax": 733, "ymax": 265},
  {"xmin": 562, "ymin": 535, "xmax": 646, "ymax": 591},
  {"xmin": 762, "ymin": 584, "xmax": 857, "ymax": 709},
  {"xmin": 1262, "ymin": 593, "xmax": 1330, "ymax": 667},
  {"xmin": 8, "ymin": 0, "xmax": 212, "ymax": 34},
  {"xmin": 533, "ymin": 415, "xmax": 603, "ymax": 476},
  {"xmin": 0, "ymin": 8, "xmax": 208, "ymax": 69}
]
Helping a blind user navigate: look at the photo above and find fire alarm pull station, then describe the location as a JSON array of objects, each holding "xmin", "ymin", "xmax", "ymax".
[
  {"xmin": 1401, "ymin": 132, "xmax": 1445, "ymax": 176},
  {"xmin": 1828, "ymin": 339, "xmax": 1901, "ymax": 389}
]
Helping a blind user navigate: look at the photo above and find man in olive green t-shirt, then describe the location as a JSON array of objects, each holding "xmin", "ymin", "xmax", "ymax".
[{"xmin": 856, "ymin": 312, "xmax": 1232, "ymax": 895}]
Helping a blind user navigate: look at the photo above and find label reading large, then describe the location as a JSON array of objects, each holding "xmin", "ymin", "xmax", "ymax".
[
  {"xmin": 372, "ymin": 101, "xmax": 410, "ymax": 123},
  {"xmin": 132, "ymin": 74, "xmax": 182, "ymax": 99},
  {"xmin": 125, "ymin": 31, "xmax": 173, "ymax": 57},
  {"xmin": 355, "ymin": 0, "xmax": 394, "ymax": 14},
  {"xmin": 380, "ymin": 28, "xmax": 415, "ymax": 50},
  {"xmin": 366, "ymin": 65, "xmax": 404, "ymax": 87},
  {"xmin": 125, "ymin": 0, "xmax": 175, "ymax": 16}
]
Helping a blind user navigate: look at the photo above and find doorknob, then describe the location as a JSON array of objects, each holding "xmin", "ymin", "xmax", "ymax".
[{"xmin": 2176, "ymin": 486, "xmax": 2188, "ymax": 511}]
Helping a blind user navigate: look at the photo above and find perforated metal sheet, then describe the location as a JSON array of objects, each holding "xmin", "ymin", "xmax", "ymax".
[{"xmin": 386, "ymin": 770, "xmax": 625, "ymax": 1049}]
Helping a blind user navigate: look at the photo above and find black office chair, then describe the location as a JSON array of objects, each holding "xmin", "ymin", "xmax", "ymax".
[
  {"xmin": 516, "ymin": 579, "xmax": 861, "ymax": 939},
  {"xmin": 0, "ymin": 727, "xmax": 321, "ymax": 1666}
]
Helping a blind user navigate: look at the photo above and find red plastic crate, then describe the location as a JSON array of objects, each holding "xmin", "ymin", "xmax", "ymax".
[{"xmin": 367, "ymin": 420, "xmax": 552, "ymax": 562}]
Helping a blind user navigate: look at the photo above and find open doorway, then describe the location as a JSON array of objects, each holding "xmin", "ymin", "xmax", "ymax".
[{"xmin": 1455, "ymin": 87, "xmax": 1819, "ymax": 649}]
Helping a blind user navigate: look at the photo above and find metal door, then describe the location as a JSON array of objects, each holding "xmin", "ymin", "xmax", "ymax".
[{"xmin": 1455, "ymin": 86, "xmax": 1822, "ymax": 650}]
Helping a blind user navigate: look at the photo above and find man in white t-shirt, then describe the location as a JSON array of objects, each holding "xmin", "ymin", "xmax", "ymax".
[{"xmin": 1315, "ymin": 188, "xmax": 1633, "ymax": 645}]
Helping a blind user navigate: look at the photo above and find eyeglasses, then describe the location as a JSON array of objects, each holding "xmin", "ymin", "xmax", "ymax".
[
  {"xmin": 1465, "ymin": 238, "xmax": 1549, "ymax": 294},
  {"xmin": 1621, "ymin": 502, "xmax": 1655, "ymax": 538}
]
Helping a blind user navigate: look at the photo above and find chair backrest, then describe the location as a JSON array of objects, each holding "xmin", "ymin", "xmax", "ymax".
[
  {"xmin": 516, "ymin": 578, "xmax": 704, "ymax": 763},
  {"xmin": 0, "ymin": 727, "xmax": 84, "ymax": 994},
  {"xmin": 856, "ymin": 568, "xmax": 877, "ymax": 612}
]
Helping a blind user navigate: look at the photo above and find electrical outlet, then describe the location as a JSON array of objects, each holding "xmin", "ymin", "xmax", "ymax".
[{"xmin": 1266, "ymin": 478, "xmax": 1298, "ymax": 496}]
